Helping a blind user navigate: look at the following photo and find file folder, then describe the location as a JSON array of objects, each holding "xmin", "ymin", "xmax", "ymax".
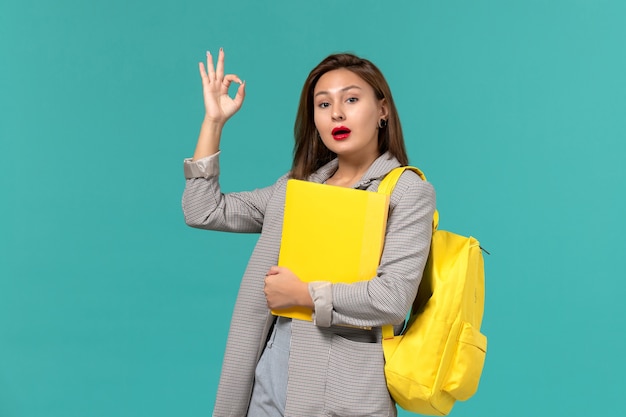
[{"xmin": 272, "ymin": 179, "xmax": 390, "ymax": 321}]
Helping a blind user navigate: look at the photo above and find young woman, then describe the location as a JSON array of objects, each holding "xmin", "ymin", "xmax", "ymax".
[{"xmin": 182, "ymin": 50, "xmax": 435, "ymax": 417}]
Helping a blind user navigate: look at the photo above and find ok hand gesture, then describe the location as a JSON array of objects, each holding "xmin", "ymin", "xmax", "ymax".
[{"xmin": 199, "ymin": 48, "xmax": 246, "ymax": 126}]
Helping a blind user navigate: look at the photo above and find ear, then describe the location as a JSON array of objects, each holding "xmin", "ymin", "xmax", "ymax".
[{"xmin": 379, "ymin": 98, "xmax": 389, "ymax": 119}]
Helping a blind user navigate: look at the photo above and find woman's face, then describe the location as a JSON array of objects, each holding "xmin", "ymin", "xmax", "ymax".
[{"xmin": 313, "ymin": 68, "xmax": 388, "ymax": 162}]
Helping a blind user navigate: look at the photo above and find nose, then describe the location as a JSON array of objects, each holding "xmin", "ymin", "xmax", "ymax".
[{"xmin": 332, "ymin": 106, "xmax": 345, "ymax": 121}]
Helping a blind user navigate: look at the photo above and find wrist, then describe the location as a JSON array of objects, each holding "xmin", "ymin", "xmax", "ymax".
[
  {"xmin": 298, "ymin": 281, "xmax": 314, "ymax": 309},
  {"xmin": 201, "ymin": 117, "xmax": 225, "ymax": 132}
]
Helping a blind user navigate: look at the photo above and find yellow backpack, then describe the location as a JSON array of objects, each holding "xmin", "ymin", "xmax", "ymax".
[{"xmin": 379, "ymin": 167, "xmax": 488, "ymax": 416}]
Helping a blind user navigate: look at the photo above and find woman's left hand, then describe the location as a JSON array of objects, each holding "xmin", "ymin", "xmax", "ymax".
[{"xmin": 264, "ymin": 266, "xmax": 314, "ymax": 310}]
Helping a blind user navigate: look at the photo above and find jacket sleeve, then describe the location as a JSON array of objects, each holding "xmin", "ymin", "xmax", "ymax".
[
  {"xmin": 309, "ymin": 171, "xmax": 436, "ymax": 328},
  {"xmin": 182, "ymin": 153, "xmax": 285, "ymax": 233}
]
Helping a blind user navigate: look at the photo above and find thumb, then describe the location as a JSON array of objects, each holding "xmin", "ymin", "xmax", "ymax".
[
  {"xmin": 233, "ymin": 80, "xmax": 246, "ymax": 109},
  {"xmin": 267, "ymin": 265, "xmax": 281, "ymax": 275}
]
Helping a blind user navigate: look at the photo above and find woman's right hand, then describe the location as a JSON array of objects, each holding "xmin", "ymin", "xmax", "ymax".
[
  {"xmin": 191, "ymin": 49, "xmax": 246, "ymax": 160},
  {"xmin": 199, "ymin": 48, "xmax": 246, "ymax": 126}
]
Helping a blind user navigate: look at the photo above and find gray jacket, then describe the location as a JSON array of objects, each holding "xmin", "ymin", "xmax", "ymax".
[{"xmin": 182, "ymin": 151, "xmax": 436, "ymax": 417}]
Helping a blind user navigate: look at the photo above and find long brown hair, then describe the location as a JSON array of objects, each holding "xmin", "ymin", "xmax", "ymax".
[{"xmin": 291, "ymin": 53, "xmax": 408, "ymax": 180}]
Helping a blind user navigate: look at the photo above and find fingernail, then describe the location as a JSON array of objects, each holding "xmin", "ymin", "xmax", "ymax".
[
  {"xmin": 206, "ymin": 50, "xmax": 211, "ymax": 56},
  {"xmin": 219, "ymin": 47, "xmax": 223, "ymax": 52}
]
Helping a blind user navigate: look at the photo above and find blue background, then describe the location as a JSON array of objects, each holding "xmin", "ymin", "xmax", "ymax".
[{"xmin": 2, "ymin": 1, "xmax": 625, "ymax": 416}]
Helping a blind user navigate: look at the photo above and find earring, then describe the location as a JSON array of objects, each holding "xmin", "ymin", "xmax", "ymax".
[{"xmin": 378, "ymin": 118, "xmax": 388, "ymax": 129}]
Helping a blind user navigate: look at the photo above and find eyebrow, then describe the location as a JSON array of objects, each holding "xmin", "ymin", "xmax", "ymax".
[{"xmin": 314, "ymin": 85, "xmax": 362, "ymax": 97}]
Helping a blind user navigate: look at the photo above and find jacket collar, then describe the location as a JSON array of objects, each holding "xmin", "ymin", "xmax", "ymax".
[{"xmin": 308, "ymin": 151, "xmax": 402, "ymax": 189}]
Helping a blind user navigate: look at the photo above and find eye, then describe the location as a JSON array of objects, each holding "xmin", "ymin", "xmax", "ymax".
[
  {"xmin": 318, "ymin": 102, "xmax": 330, "ymax": 108},
  {"xmin": 346, "ymin": 97, "xmax": 359, "ymax": 103}
]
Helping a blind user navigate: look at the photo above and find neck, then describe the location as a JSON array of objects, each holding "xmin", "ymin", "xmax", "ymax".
[{"xmin": 326, "ymin": 152, "xmax": 380, "ymax": 188}]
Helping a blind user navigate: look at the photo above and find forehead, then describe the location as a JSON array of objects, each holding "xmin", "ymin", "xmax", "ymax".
[{"xmin": 314, "ymin": 68, "xmax": 373, "ymax": 94}]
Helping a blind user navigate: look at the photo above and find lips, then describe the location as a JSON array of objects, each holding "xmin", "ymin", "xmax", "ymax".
[{"xmin": 331, "ymin": 126, "xmax": 351, "ymax": 140}]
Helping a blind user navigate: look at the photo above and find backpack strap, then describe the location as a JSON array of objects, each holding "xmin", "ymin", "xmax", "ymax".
[
  {"xmin": 378, "ymin": 166, "xmax": 439, "ymax": 232},
  {"xmin": 379, "ymin": 166, "xmax": 438, "ymax": 343},
  {"xmin": 377, "ymin": 166, "xmax": 426, "ymax": 194}
]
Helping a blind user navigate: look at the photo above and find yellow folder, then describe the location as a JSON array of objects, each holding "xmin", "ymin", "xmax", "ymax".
[{"xmin": 272, "ymin": 179, "xmax": 390, "ymax": 321}]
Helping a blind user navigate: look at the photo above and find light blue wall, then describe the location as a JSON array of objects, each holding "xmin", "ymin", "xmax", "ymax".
[{"xmin": 2, "ymin": 1, "xmax": 624, "ymax": 416}]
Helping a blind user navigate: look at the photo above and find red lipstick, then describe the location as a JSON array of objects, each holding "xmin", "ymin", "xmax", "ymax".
[{"xmin": 331, "ymin": 126, "xmax": 351, "ymax": 140}]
